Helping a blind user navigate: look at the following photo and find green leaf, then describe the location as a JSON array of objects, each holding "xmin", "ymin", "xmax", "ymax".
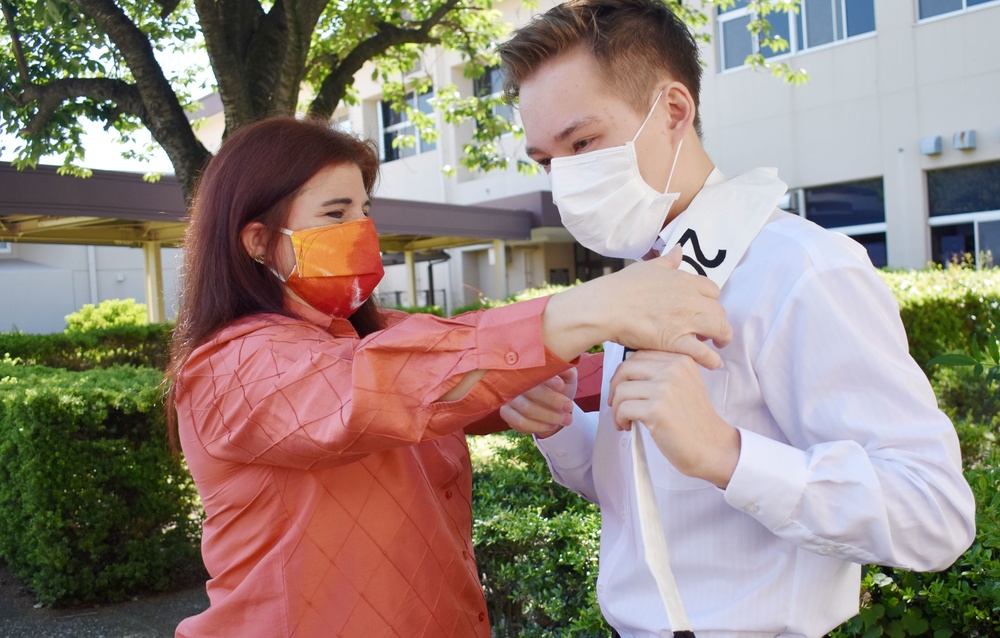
[{"xmin": 927, "ymin": 353, "xmax": 978, "ymax": 367}]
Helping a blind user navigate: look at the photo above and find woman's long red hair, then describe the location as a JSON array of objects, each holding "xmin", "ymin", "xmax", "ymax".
[{"xmin": 165, "ymin": 116, "xmax": 385, "ymax": 447}]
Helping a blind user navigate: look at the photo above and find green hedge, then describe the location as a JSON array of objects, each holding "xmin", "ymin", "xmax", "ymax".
[
  {"xmin": 472, "ymin": 432, "xmax": 607, "ymax": 638},
  {"xmin": 0, "ymin": 323, "xmax": 173, "ymax": 371},
  {"xmin": 0, "ymin": 360, "xmax": 204, "ymax": 606}
]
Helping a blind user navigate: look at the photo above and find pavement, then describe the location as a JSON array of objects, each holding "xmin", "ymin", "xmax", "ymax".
[{"xmin": 0, "ymin": 563, "xmax": 209, "ymax": 638}]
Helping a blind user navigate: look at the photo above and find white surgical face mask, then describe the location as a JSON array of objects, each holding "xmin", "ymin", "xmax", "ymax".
[{"xmin": 549, "ymin": 91, "xmax": 683, "ymax": 260}]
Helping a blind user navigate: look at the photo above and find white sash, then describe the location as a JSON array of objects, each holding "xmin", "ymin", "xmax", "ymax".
[{"xmin": 626, "ymin": 168, "xmax": 786, "ymax": 636}]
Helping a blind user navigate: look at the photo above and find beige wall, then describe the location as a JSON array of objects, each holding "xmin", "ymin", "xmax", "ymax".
[{"xmin": 700, "ymin": 2, "xmax": 1000, "ymax": 268}]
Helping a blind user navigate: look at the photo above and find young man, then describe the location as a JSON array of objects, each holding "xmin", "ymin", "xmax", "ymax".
[{"xmin": 496, "ymin": 1, "xmax": 977, "ymax": 637}]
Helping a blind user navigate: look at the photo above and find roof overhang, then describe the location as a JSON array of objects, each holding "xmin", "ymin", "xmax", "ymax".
[{"xmin": 0, "ymin": 164, "xmax": 535, "ymax": 252}]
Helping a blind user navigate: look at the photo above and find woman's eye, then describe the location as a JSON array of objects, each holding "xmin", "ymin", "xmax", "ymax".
[
  {"xmin": 324, "ymin": 210, "xmax": 345, "ymax": 219},
  {"xmin": 573, "ymin": 138, "xmax": 592, "ymax": 153},
  {"xmin": 535, "ymin": 157, "xmax": 551, "ymax": 168}
]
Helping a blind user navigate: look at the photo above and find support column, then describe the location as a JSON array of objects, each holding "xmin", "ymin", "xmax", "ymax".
[
  {"xmin": 405, "ymin": 249, "xmax": 417, "ymax": 307},
  {"xmin": 493, "ymin": 239, "xmax": 508, "ymax": 300},
  {"xmin": 143, "ymin": 241, "xmax": 165, "ymax": 323}
]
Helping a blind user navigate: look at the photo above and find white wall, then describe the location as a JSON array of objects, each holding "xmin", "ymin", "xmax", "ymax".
[
  {"xmin": 700, "ymin": 2, "xmax": 1000, "ymax": 268},
  {"xmin": 0, "ymin": 244, "xmax": 179, "ymax": 334}
]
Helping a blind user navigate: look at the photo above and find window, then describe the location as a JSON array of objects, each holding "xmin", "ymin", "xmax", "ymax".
[
  {"xmin": 919, "ymin": 0, "xmax": 998, "ymax": 20},
  {"xmin": 927, "ymin": 160, "xmax": 1000, "ymax": 267},
  {"xmin": 793, "ymin": 177, "xmax": 887, "ymax": 267},
  {"xmin": 717, "ymin": 0, "xmax": 876, "ymax": 70},
  {"xmin": 472, "ymin": 66, "xmax": 515, "ymax": 124},
  {"xmin": 380, "ymin": 88, "xmax": 437, "ymax": 162},
  {"xmin": 574, "ymin": 243, "xmax": 624, "ymax": 282},
  {"xmin": 0, "ymin": 242, "xmax": 10, "ymax": 254},
  {"xmin": 332, "ymin": 114, "xmax": 352, "ymax": 134}
]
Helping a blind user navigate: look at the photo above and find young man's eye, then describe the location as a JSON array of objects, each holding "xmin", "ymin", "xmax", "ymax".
[
  {"xmin": 535, "ymin": 157, "xmax": 551, "ymax": 168},
  {"xmin": 573, "ymin": 138, "xmax": 592, "ymax": 153}
]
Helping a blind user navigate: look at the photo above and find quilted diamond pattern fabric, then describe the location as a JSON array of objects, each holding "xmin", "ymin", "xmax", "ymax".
[{"xmin": 174, "ymin": 298, "xmax": 571, "ymax": 637}]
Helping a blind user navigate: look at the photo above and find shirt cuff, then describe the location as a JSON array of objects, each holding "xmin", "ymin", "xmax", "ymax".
[
  {"xmin": 723, "ymin": 428, "xmax": 809, "ymax": 530},
  {"xmin": 474, "ymin": 296, "xmax": 554, "ymax": 370},
  {"xmin": 534, "ymin": 405, "xmax": 596, "ymax": 471}
]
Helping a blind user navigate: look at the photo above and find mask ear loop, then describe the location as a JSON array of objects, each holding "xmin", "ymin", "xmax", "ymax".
[
  {"xmin": 631, "ymin": 90, "xmax": 665, "ymax": 143},
  {"xmin": 271, "ymin": 228, "xmax": 297, "ymax": 282},
  {"xmin": 631, "ymin": 89, "xmax": 684, "ymax": 195}
]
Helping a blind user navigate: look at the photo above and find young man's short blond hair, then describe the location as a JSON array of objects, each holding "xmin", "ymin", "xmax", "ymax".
[{"xmin": 498, "ymin": 0, "xmax": 704, "ymax": 136}]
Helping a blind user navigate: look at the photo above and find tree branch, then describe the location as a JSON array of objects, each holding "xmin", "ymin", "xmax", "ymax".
[
  {"xmin": 18, "ymin": 77, "xmax": 147, "ymax": 137},
  {"xmin": 308, "ymin": 0, "xmax": 464, "ymax": 118},
  {"xmin": 0, "ymin": 0, "xmax": 31, "ymax": 88},
  {"xmin": 71, "ymin": 0, "xmax": 209, "ymax": 198}
]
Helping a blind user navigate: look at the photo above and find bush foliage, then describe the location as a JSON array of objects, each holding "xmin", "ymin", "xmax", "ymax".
[
  {"xmin": 0, "ymin": 360, "xmax": 204, "ymax": 606},
  {"xmin": 65, "ymin": 298, "xmax": 148, "ymax": 332},
  {"xmin": 0, "ymin": 323, "xmax": 173, "ymax": 371}
]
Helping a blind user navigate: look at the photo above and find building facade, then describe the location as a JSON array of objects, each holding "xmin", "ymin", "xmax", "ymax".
[
  {"xmin": 343, "ymin": 0, "xmax": 1000, "ymax": 311},
  {"xmin": 1, "ymin": 0, "xmax": 998, "ymax": 330}
]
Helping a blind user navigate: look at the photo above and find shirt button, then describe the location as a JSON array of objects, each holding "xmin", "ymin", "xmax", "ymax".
[
  {"xmin": 620, "ymin": 437, "xmax": 628, "ymax": 449},
  {"xmin": 819, "ymin": 544, "xmax": 836, "ymax": 555},
  {"xmin": 445, "ymin": 490, "xmax": 453, "ymax": 499},
  {"xmin": 504, "ymin": 351, "xmax": 518, "ymax": 365},
  {"xmin": 478, "ymin": 612, "xmax": 486, "ymax": 622},
  {"xmin": 596, "ymin": 583, "xmax": 606, "ymax": 595},
  {"xmin": 744, "ymin": 503, "xmax": 760, "ymax": 515}
]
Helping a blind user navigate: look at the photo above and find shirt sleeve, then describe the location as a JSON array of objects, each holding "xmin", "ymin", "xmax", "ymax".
[
  {"xmin": 534, "ymin": 405, "xmax": 601, "ymax": 504},
  {"xmin": 461, "ymin": 350, "xmax": 606, "ymax": 435},
  {"xmin": 723, "ymin": 263, "xmax": 976, "ymax": 572},
  {"xmin": 178, "ymin": 297, "xmax": 572, "ymax": 468}
]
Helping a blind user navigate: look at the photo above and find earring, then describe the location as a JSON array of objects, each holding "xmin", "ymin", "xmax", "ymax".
[{"xmin": 253, "ymin": 253, "xmax": 266, "ymax": 264}]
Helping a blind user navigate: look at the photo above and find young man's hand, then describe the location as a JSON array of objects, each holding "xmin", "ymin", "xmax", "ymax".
[{"xmin": 609, "ymin": 350, "xmax": 741, "ymax": 488}]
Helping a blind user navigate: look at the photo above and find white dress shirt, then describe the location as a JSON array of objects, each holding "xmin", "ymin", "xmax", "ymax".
[{"xmin": 535, "ymin": 168, "xmax": 976, "ymax": 638}]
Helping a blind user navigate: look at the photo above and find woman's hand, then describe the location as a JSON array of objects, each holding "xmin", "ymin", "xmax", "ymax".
[
  {"xmin": 542, "ymin": 245, "xmax": 732, "ymax": 367},
  {"xmin": 499, "ymin": 368, "xmax": 578, "ymax": 438}
]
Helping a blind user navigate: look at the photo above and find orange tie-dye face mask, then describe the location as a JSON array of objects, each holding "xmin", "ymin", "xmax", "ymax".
[{"xmin": 277, "ymin": 217, "xmax": 384, "ymax": 318}]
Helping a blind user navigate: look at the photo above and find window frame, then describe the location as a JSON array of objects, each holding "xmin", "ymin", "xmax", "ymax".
[
  {"xmin": 916, "ymin": 0, "xmax": 999, "ymax": 22},
  {"xmin": 378, "ymin": 86, "xmax": 437, "ymax": 162},
  {"xmin": 717, "ymin": 0, "xmax": 876, "ymax": 72},
  {"xmin": 472, "ymin": 66, "xmax": 515, "ymax": 125}
]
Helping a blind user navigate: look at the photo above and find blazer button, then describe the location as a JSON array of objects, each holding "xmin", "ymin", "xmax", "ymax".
[
  {"xmin": 504, "ymin": 351, "xmax": 518, "ymax": 365},
  {"xmin": 479, "ymin": 612, "xmax": 486, "ymax": 622},
  {"xmin": 445, "ymin": 490, "xmax": 453, "ymax": 499}
]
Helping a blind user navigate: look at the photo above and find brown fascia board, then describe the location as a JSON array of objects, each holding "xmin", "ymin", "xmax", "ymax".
[
  {"xmin": 0, "ymin": 164, "xmax": 187, "ymax": 223},
  {"xmin": 360, "ymin": 197, "xmax": 534, "ymax": 241},
  {"xmin": 479, "ymin": 190, "xmax": 561, "ymax": 228},
  {"xmin": 0, "ymin": 164, "xmax": 535, "ymax": 241}
]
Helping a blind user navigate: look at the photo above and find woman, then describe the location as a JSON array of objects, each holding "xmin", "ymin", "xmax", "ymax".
[{"xmin": 167, "ymin": 116, "xmax": 729, "ymax": 638}]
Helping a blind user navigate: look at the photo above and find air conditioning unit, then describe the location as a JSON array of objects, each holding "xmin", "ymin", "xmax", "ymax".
[{"xmin": 779, "ymin": 188, "xmax": 803, "ymax": 215}]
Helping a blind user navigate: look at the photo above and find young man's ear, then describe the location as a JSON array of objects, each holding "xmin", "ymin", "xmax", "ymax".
[
  {"xmin": 661, "ymin": 81, "xmax": 697, "ymax": 139},
  {"xmin": 241, "ymin": 222, "xmax": 268, "ymax": 261}
]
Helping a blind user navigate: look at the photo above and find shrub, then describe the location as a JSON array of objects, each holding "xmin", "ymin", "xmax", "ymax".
[
  {"xmin": 828, "ymin": 443, "xmax": 1000, "ymax": 638},
  {"xmin": 0, "ymin": 323, "xmax": 173, "ymax": 371},
  {"xmin": 0, "ymin": 360, "xmax": 205, "ymax": 606},
  {"xmin": 390, "ymin": 304, "xmax": 446, "ymax": 316},
  {"xmin": 472, "ymin": 432, "xmax": 607, "ymax": 638},
  {"xmin": 881, "ymin": 265, "xmax": 1000, "ymax": 374},
  {"xmin": 65, "ymin": 298, "xmax": 148, "ymax": 332}
]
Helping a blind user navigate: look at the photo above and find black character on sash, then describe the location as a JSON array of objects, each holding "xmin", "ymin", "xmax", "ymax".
[{"xmin": 677, "ymin": 228, "xmax": 726, "ymax": 277}]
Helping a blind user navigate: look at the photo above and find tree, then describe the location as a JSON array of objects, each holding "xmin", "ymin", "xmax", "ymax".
[{"xmin": 1, "ymin": 0, "xmax": 805, "ymax": 202}]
